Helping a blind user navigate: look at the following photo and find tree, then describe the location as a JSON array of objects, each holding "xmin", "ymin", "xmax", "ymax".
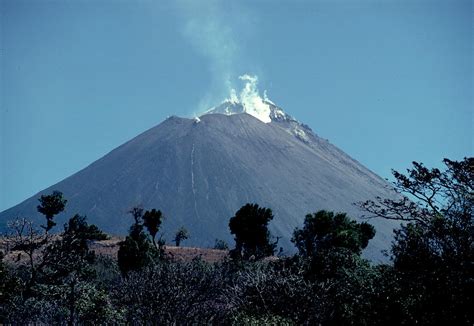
[
  {"xmin": 287, "ymin": 211, "xmax": 381, "ymax": 324},
  {"xmin": 7, "ymin": 190, "xmax": 67, "ymax": 295},
  {"xmin": 7, "ymin": 218, "xmax": 44, "ymax": 289},
  {"xmin": 214, "ymin": 239, "xmax": 229, "ymax": 250},
  {"xmin": 291, "ymin": 210, "xmax": 375, "ymax": 280},
  {"xmin": 4, "ymin": 209, "xmax": 114, "ymax": 323},
  {"xmin": 360, "ymin": 158, "xmax": 473, "ymax": 325},
  {"xmin": 43, "ymin": 214, "xmax": 108, "ymax": 279},
  {"xmin": 360, "ymin": 158, "xmax": 473, "ymax": 269},
  {"xmin": 0, "ymin": 250, "xmax": 20, "ymax": 322},
  {"xmin": 2, "ymin": 194, "xmax": 121, "ymax": 324},
  {"xmin": 113, "ymin": 259, "xmax": 219, "ymax": 324},
  {"xmin": 225, "ymin": 261, "xmax": 319, "ymax": 324},
  {"xmin": 63, "ymin": 214, "xmax": 108, "ymax": 242},
  {"xmin": 37, "ymin": 191, "xmax": 67, "ymax": 232},
  {"xmin": 118, "ymin": 207, "xmax": 160, "ymax": 274},
  {"xmin": 360, "ymin": 158, "xmax": 472, "ymax": 225},
  {"xmin": 174, "ymin": 227, "xmax": 189, "ymax": 247},
  {"xmin": 142, "ymin": 209, "xmax": 163, "ymax": 248},
  {"xmin": 41, "ymin": 215, "xmax": 108, "ymax": 325},
  {"xmin": 292, "ymin": 210, "xmax": 375, "ymax": 258},
  {"xmin": 229, "ymin": 204, "xmax": 277, "ymax": 260}
]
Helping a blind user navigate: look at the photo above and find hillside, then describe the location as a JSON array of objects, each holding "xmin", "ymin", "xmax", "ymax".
[{"xmin": 0, "ymin": 110, "xmax": 400, "ymax": 261}]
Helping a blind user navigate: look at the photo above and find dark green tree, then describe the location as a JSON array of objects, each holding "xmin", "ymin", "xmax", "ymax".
[
  {"xmin": 2, "ymin": 194, "xmax": 121, "ymax": 324},
  {"xmin": 142, "ymin": 209, "xmax": 163, "ymax": 248},
  {"xmin": 291, "ymin": 210, "xmax": 375, "ymax": 280},
  {"xmin": 229, "ymin": 203, "xmax": 277, "ymax": 260},
  {"xmin": 174, "ymin": 227, "xmax": 189, "ymax": 247},
  {"xmin": 214, "ymin": 239, "xmax": 229, "ymax": 250},
  {"xmin": 360, "ymin": 157, "xmax": 473, "ymax": 325},
  {"xmin": 41, "ymin": 215, "xmax": 108, "ymax": 325},
  {"xmin": 8, "ymin": 190, "xmax": 67, "ymax": 297},
  {"xmin": 44, "ymin": 214, "xmax": 107, "ymax": 275},
  {"xmin": 287, "ymin": 211, "xmax": 379, "ymax": 323},
  {"xmin": 64, "ymin": 214, "xmax": 108, "ymax": 242},
  {"xmin": 4, "ymin": 212, "xmax": 113, "ymax": 324},
  {"xmin": 129, "ymin": 207, "xmax": 144, "ymax": 225},
  {"xmin": 37, "ymin": 191, "xmax": 67, "ymax": 233},
  {"xmin": 292, "ymin": 210, "xmax": 375, "ymax": 257},
  {"xmin": 118, "ymin": 207, "xmax": 159, "ymax": 274},
  {"xmin": 0, "ymin": 251, "xmax": 20, "ymax": 322}
]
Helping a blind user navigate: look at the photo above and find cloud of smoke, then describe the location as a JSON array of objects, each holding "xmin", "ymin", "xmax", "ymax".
[
  {"xmin": 227, "ymin": 74, "xmax": 272, "ymax": 123},
  {"xmin": 176, "ymin": 0, "xmax": 239, "ymax": 111},
  {"xmin": 176, "ymin": 1, "xmax": 271, "ymax": 119}
]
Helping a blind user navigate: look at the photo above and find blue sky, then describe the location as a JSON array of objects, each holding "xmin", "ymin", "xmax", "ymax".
[{"xmin": 1, "ymin": 0, "xmax": 472, "ymax": 211}]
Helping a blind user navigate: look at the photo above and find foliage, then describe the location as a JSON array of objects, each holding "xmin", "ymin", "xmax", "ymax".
[
  {"xmin": 229, "ymin": 203, "xmax": 277, "ymax": 260},
  {"xmin": 117, "ymin": 224, "xmax": 158, "ymax": 275},
  {"xmin": 4, "ymin": 281, "xmax": 122, "ymax": 324},
  {"xmin": 1, "ymin": 158, "xmax": 471, "ymax": 324},
  {"xmin": 64, "ymin": 214, "xmax": 108, "ymax": 241},
  {"xmin": 0, "ymin": 251, "xmax": 21, "ymax": 320},
  {"xmin": 223, "ymin": 260, "xmax": 321, "ymax": 324},
  {"xmin": 174, "ymin": 226, "xmax": 189, "ymax": 247},
  {"xmin": 2, "ymin": 204, "xmax": 116, "ymax": 324},
  {"xmin": 361, "ymin": 157, "xmax": 473, "ymax": 325},
  {"xmin": 6, "ymin": 218, "xmax": 46, "ymax": 292},
  {"xmin": 113, "ymin": 259, "xmax": 222, "ymax": 324},
  {"xmin": 361, "ymin": 158, "xmax": 473, "ymax": 225},
  {"xmin": 41, "ymin": 214, "xmax": 108, "ymax": 280},
  {"xmin": 291, "ymin": 210, "xmax": 375, "ymax": 280},
  {"xmin": 37, "ymin": 190, "xmax": 67, "ymax": 232},
  {"xmin": 214, "ymin": 239, "xmax": 229, "ymax": 250},
  {"xmin": 117, "ymin": 207, "xmax": 161, "ymax": 274},
  {"xmin": 231, "ymin": 312, "xmax": 295, "ymax": 325},
  {"xmin": 39, "ymin": 215, "xmax": 110, "ymax": 324},
  {"xmin": 292, "ymin": 210, "xmax": 375, "ymax": 257},
  {"xmin": 142, "ymin": 208, "xmax": 163, "ymax": 247},
  {"xmin": 6, "ymin": 191, "xmax": 69, "ymax": 297}
]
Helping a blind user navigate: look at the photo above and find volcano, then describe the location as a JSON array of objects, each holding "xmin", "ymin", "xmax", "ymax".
[{"xmin": 0, "ymin": 98, "xmax": 399, "ymax": 261}]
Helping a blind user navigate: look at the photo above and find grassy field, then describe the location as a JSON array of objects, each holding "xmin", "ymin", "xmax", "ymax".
[{"xmin": 0, "ymin": 236, "xmax": 229, "ymax": 264}]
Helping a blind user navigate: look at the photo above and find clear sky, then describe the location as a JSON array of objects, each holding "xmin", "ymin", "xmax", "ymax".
[{"xmin": 0, "ymin": 0, "xmax": 472, "ymax": 211}]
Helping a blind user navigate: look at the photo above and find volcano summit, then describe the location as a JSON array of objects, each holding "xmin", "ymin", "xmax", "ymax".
[{"xmin": 0, "ymin": 84, "xmax": 399, "ymax": 261}]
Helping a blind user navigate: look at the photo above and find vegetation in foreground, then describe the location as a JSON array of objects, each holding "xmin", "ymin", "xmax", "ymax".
[{"xmin": 0, "ymin": 158, "xmax": 472, "ymax": 325}]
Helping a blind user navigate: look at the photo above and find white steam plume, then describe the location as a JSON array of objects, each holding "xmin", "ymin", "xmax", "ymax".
[
  {"xmin": 175, "ymin": 1, "xmax": 272, "ymax": 121},
  {"xmin": 176, "ymin": 0, "xmax": 238, "ymax": 111},
  {"xmin": 202, "ymin": 74, "xmax": 277, "ymax": 123},
  {"xmin": 231, "ymin": 74, "xmax": 272, "ymax": 123}
]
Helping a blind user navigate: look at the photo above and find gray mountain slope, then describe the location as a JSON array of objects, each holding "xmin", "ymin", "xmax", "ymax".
[{"xmin": 0, "ymin": 112, "xmax": 399, "ymax": 261}]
